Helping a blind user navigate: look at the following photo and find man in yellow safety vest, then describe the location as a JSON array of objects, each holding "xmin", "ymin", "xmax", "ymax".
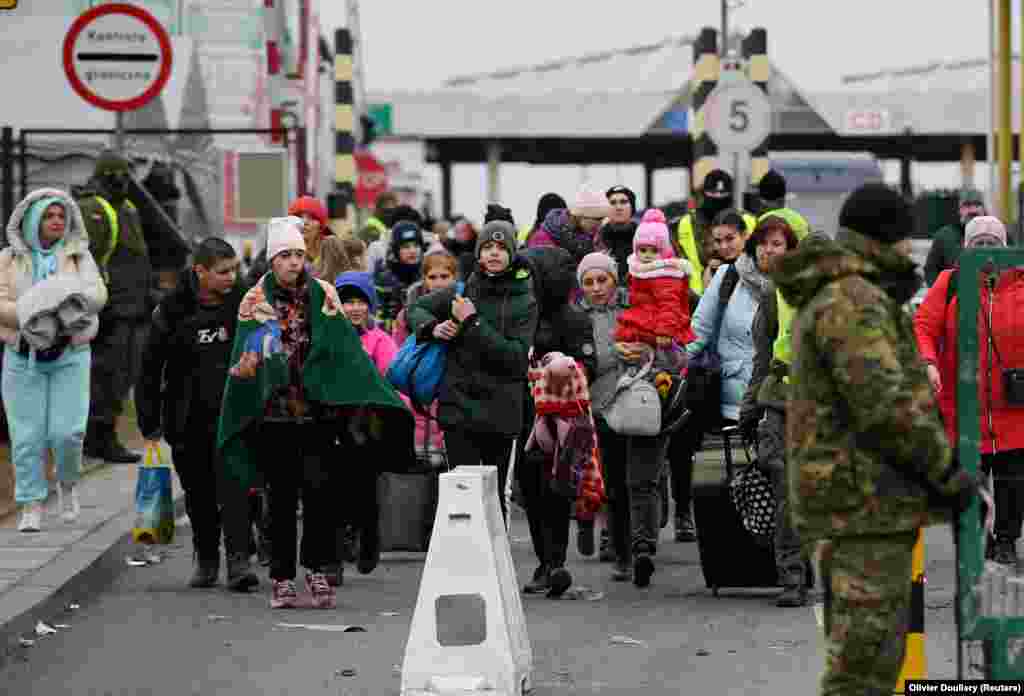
[{"xmin": 673, "ymin": 168, "xmax": 756, "ymax": 296}]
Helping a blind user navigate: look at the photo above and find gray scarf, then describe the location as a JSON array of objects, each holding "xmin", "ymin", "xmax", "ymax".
[{"xmin": 733, "ymin": 253, "xmax": 771, "ymax": 300}]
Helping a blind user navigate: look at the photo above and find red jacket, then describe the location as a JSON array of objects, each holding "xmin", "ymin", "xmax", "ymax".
[
  {"xmin": 615, "ymin": 257, "xmax": 695, "ymax": 345},
  {"xmin": 913, "ymin": 267, "xmax": 1024, "ymax": 455}
]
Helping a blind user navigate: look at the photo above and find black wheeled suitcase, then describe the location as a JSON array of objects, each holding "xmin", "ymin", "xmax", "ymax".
[{"xmin": 692, "ymin": 425, "xmax": 781, "ymax": 596}]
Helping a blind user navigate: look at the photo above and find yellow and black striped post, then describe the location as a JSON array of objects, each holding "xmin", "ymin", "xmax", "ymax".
[
  {"xmin": 690, "ymin": 27, "xmax": 720, "ymax": 193},
  {"xmin": 896, "ymin": 530, "xmax": 926, "ymax": 693},
  {"xmin": 742, "ymin": 28, "xmax": 770, "ymax": 188},
  {"xmin": 330, "ymin": 27, "xmax": 356, "ymax": 237}
]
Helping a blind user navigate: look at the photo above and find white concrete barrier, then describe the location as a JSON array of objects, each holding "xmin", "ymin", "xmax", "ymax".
[{"xmin": 401, "ymin": 465, "xmax": 533, "ymax": 695}]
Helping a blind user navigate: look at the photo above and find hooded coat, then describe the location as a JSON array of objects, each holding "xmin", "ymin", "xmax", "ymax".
[
  {"xmin": 406, "ymin": 257, "xmax": 538, "ymax": 437},
  {"xmin": 0, "ymin": 189, "xmax": 107, "ymax": 350},
  {"xmin": 775, "ymin": 230, "xmax": 971, "ymax": 541}
]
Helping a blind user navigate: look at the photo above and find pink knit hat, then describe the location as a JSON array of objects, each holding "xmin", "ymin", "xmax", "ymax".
[
  {"xmin": 570, "ymin": 185, "xmax": 613, "ymax": 219},
  {"xmin": 964, "ymin": 215, "xmax": 1007, "ymax": 248},
  {"xmin": 633, "ymin": 209, "xmax": 673, "ymax": 259}
]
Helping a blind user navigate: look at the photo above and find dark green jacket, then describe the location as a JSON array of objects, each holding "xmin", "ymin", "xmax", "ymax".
[
  {"xmin": 923, "ymin": 222, "xmax": 964, "ymax": 286},
  {"xmin": 776, "ymin": 230, "xmax": 971, "ymax": 541},
  {"xmin": 406, "ymin": 258, "xmax": 538, "ymax": 437}
]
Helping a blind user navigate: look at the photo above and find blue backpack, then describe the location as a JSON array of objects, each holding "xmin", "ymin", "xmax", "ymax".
[{"xmin": 386, "ymin": 282, "xmax": 464, "ymax": 412}]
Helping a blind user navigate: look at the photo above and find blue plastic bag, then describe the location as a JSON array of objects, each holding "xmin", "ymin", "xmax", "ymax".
[
  {"xmin": 387, "ymin": 335, "xmax": 448, "ymax": 410},
  {"xmin": 132, "ymin": 445, "xmax": 175, "ymax": 545}
]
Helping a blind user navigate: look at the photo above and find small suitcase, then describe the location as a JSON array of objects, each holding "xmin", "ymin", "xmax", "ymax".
[
  {"xmin": 377, "ymin": 470, "xmax": 440, "ymax": 553},
  {"xmin": 692, "ymin": 425, "xmax": 783, "ymax": 596}
]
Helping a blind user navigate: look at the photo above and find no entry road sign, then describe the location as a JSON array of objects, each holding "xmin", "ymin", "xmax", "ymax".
[{"xmin": 63, "ymin": 3, "xmax": 172, "ymax": 112}]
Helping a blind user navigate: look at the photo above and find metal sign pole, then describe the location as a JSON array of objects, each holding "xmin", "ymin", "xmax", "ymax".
[{"xmin": 114, "ymin": 111, "xmax": 125, "ymax": 153}]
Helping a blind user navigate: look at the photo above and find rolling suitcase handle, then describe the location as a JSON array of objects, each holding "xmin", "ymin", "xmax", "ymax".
[{"xmin": 719, "ymin": 425, "xmax": 753, "ymax": 481}]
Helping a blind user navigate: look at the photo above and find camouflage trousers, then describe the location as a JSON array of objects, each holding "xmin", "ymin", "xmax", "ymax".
[
  {"xmin": 818, "ymin": 531, "xmax": 916, "ymax": 696},
  {"xmin": 757, "ymin": 408, "xmax": 806, "ymax": 586}
]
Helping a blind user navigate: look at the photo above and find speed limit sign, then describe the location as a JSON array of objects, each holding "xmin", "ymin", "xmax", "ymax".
[{"xmin": 703, "ymin": 80, "xmax": 771, "ymax": 151}]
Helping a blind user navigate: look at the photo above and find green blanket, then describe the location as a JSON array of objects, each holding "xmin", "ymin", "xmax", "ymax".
[{"xmin": 217, "ymin": 272, "xmax": 413, "ymax": 489}]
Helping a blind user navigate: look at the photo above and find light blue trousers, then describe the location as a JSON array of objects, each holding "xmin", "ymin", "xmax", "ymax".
[{"xmin": 2, "ymin": 345, "xmax": 91, "ymax": 504}]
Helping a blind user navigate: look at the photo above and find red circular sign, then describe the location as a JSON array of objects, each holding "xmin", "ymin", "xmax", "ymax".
[{"xmin": 63, "ymin": 3, "xmax": 172, "ymax": 112}]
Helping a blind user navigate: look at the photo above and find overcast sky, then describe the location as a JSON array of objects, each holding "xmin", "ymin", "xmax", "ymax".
[
  {"xmin": 323, "ymin": 1, "xmax": 1011, "ymax": 92},
  {"xmin": 316, "ymin": 1, "xmax": 1013, "ymax": 223}
]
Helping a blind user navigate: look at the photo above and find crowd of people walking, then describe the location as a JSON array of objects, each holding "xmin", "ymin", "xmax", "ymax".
[{"xmin": 1, "ymin": 158, "xmax": 1006, "ymax": 695}]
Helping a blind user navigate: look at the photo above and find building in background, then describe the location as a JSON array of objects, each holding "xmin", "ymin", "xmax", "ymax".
[{"xmin": 1, "ymin": 1, "xmax": 335, "ymax": 254}]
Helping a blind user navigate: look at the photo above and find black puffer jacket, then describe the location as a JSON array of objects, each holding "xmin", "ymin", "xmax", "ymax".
[
  {"xmin": 520, "ymin": 246, "xmax": 596, "ymax": 381},
  {"xmin": 136, "ymin": 268, "xmax": 245, "ymax": 446},
  {"xmin": 598, "ymin": 221, "xmax": 637, "ymax": 285}
]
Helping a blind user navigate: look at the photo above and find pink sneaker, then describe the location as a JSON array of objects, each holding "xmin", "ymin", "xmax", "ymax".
[
  {"xmin": 306, "ymin": 572, "xmax": 336, "ymax": 609},
  {"xmin": 270, "ymin": 579, "xmax": 298, "ymax": 609}
]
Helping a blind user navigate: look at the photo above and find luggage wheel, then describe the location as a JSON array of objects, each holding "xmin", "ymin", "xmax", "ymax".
[{"xmin": 712, "ymin": 586, "xmax": 720, "ymax": 598}]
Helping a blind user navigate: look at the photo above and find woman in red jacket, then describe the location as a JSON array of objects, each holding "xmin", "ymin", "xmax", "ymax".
[{"xmin": 913, "ymin": 215, "xmax": 1023, "ymax": 565}]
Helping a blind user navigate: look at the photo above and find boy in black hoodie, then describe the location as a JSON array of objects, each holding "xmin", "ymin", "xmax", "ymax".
[{"xmin": 136, "ymin": 238, "xmax": 258, "ymax": 591}]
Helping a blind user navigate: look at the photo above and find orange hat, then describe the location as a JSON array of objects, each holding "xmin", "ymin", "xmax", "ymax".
[{"xmin": 287, "ymin": 196, "xmax": 329, "ymax": 236}]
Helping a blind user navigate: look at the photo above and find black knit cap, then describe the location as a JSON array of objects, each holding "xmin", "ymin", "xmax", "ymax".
[
  {"xmin": 484, "ymin": 204, "xmax": 515, "ymax": 225},
  {"xmin": 758, "ymin": 170, "xmax": 786, "ymax": 202},
  {"xmin": 606, "ymin": 185, "xmax": 637, "ymax": 214},
  {"xmin": 702, "ymin": 169, "xmax": 733, "ymax": 198},
  {"xmin": 838, "ymin": 183, "xmax": 914, "ymax": 244}
]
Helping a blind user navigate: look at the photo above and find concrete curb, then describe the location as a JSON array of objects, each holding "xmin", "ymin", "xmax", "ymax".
[{"xmin": 0, "ymin": 489, "xmax": 186, "ymax": 669}]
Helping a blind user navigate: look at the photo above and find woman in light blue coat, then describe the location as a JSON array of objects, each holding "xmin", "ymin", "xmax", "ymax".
[
  {"xmin": 684, "ymin": 232, "xmax": 771, "ymax": 423},
  {"xmin": 0, "ymin": 189, "xmax": 107, "ymax": 532}
]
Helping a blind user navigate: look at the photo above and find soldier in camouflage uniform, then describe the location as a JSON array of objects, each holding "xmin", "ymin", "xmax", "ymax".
[{"xmin": 774, "ymin": 184, "xmax": 979, "ymax": 696}]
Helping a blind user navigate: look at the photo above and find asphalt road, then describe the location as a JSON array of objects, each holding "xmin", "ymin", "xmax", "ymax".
[{"xmin": 0, "ymin": 465, "xmax": 969, "ymax": 695}]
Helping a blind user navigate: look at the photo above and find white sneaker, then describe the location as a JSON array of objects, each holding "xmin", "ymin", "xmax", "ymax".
[
  {"xmin": 58, "ymin": 484, "xmax": 80, "ymax": 523},
  {"xmin": 18, "ymin": 502, "xmax": 43, "ymax": 532}
]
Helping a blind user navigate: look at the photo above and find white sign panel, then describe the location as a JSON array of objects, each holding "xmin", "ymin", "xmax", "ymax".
[{"xmin": 704, "ymin": 80, "xmax": 772, "ymax": 151}]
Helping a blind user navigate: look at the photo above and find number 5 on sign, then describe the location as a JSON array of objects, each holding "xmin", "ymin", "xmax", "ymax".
[{"xmin": 705, "ymin": 80, "xmax": 771, "ymax": 151}]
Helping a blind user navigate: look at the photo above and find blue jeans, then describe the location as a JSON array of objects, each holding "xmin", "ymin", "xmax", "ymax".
[{"xmin": 2, "ymin": 346, "xmax": 91, "ymax": 504}]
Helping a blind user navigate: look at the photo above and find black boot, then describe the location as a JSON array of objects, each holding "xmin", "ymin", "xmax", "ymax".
[
  {"xmin": 547, "ymin": 565, "xmax": 572, "ymax": 598},
  {"xmin": 226, "ymin": 553, "xmax": 258, "ymax": 592},
  {"xmin": 98, "ymin": 422, "xmax": 141, "ymax": 464},
  {"xmin": 523, "ymin": 564, "xmax": 550, "ymax": 594},
  {"xmin": 357, "ymin": 524, "xmax": 380, "ymax": 575},
  {"xmin": 189, "ymin": 556, "xmax": 220, "ymax": 588}
]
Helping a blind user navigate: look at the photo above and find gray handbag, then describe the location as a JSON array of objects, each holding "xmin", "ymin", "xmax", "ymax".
[{"xmin": 603, "ymin": 356, "xmax": 662, "ymax": 437}]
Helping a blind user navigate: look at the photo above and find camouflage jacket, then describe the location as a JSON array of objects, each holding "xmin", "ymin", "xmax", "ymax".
[{"xmin": 774, "ymin": 229, "xmax": 970, "ymax": 541}]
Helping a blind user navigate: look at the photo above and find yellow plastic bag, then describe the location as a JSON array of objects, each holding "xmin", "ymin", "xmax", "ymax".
[{"xmin": 131, "ymin": 443, "xmax": 175, "ymax": 545}]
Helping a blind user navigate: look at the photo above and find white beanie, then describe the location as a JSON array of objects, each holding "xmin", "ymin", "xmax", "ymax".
[{"xmin": 266, "ymin": 216, "xmax": 306, "ymax": 261}]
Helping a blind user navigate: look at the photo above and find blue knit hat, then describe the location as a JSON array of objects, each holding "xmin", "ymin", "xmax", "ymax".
[{"xmin": 335, "ymin": 271, "xmax": 377, "ymax": 313}]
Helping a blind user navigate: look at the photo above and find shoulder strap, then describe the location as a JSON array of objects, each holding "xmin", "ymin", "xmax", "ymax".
[{"xmin": 719, "ymin": 264, "xmax": 740, "ymax": 309}]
